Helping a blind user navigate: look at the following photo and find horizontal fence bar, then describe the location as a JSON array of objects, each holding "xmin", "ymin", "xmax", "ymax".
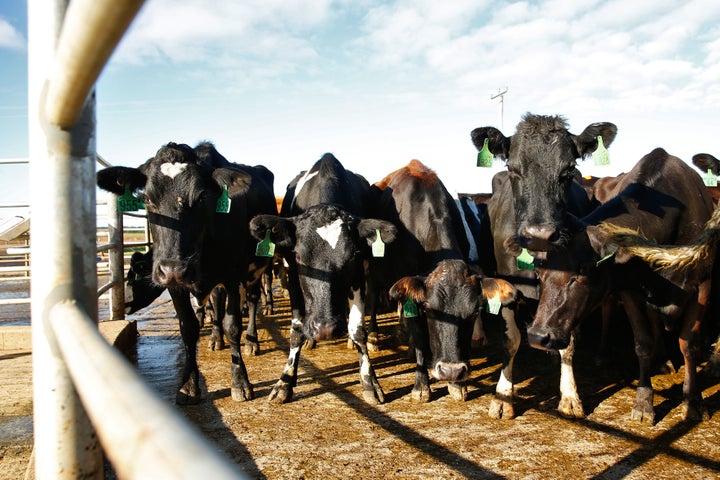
[
  {"xmin": 96, "ymin": 280, "xmax": 115, "ymax": 297},
  {"xmin": 49, "ymin": 302, "xmax": 246, "ymax": 479},
  {"xmin": 0, "ymin": 158, "xmax": 29, "ymax": 165},
  {"xmin": 0, "ymin": 298, "xmax": 31, "ymax": 305}
]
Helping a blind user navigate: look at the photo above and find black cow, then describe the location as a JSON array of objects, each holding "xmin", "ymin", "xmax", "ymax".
[
  {"xmin": 368, "ymin": 160, "xmax": 517, "ymax": 404},
  {"xmin": 125, "ymin": 249, "xmax": 165, "ymax": 314},
  {"xmin": 525, "ymin": 148, "xmax": 714, "ymax": 423},
  {"xmin": 97, "ymin": 142, "xmax": 257, "ymax": 404},
  {"xmin": 250, "ymin": 204, "xmax": 396, "ymax": 405},
  {"xmin": 471, "ymin": 113, "xmax": 617, "ymax": 249}
]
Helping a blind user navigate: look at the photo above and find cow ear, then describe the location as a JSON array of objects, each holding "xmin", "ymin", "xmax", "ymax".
[
  {"xmin": 357, "ymin": 219, "xmax": 398, "ymax": 246},
  {"xmin": 389, "ymin": 276, "xmax": 427, "ymax": 304},
  {"xmin": 572, "ymin": 122, "xmax": 618, "ymax": 158},
  {"xmin": 479, "ymin": 277, "xmax": 517, "ymax": 305},
  {"xmin": 249, "ymin": 214, "xmax": 296, "ymax": 248},
  {"xmin": 693, "ymin": 153, "xmax": 720, "ymax": 175},
  {"xmin": 212, "ymin": 168, "xmax": 252, "ymax": 197},
  {"xmin": 502, "ymin": 236, "xmax": 524, "ymax": 257},
  {"xmin": 97, "ymin": 166, "xmax": 147, "ymax": 195},
  {"xmin": 470, "ymin": 127, "xmax": 510, "ymax": 160},
  {"xmin": 586, "ymin": 225, "xmax": 633, "ymax": 264}
]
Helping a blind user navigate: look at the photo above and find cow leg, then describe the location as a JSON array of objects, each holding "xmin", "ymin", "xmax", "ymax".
[
  {"xmin": 472, "ymin": 315, "xmax": 486, "ymax": 348},
  {"xmin": 262, "ymin": 268, "xmax": 274, "ymax": 316},
  {"xmin": 678, "ymin": 280, "xmax": 710, "ymax": 421},
  {"xmin": 286, "ymin": 255, "xmax": 313, "ymax": 349},
  {"xmin": 489, "ymin": 308, "xmax": 520, "ymax": 419},
  {"xmin": 243, "ymin": 281, "xmax": 262, "ymax": 356},
  {"xmin": 170, "ymin": 288, "xmax": 201, "ymax": 405},
  {"xmin": 406, "ymin": 313, "xmax": 431, "ymax": 402},
  {"xmin": 207, "ymin": 287, "xmax": 226, "ymax": 351},
  {"xmin": 363, "ymin": 272, "xmax": 381, "ymax": 352},
  {"xmin": 620, "ymin": 291, "xmax": 656, "ymax": 423},
  {"xmin": 348, "ymin": 288, "xmax": 385, "ymax": 404},
  {"xmin": 268, "ymin": 318, "xmax": 305, "ymax": 404},
  {"xmin": 557, "ymin": 331, "xmax": 585, "ymax": 418},
  {"xmin": 224, "ymin": 284, "xmax": 254, "ymax": 401}
]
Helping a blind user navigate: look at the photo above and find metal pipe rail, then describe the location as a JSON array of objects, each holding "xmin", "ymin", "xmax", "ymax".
[{"xmin": 29, "ymin": 0, "xmax": 250, "ymax": 478}]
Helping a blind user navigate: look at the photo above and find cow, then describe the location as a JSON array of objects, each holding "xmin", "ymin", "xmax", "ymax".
[
  {"xmin": 250, "ymin": 204, "xmax": 397, "ymax": 405},
  {"xmin": 523, "ymin": 148, "xmax": 714, "ymax": 423},
  {"xmin": 367, "ymin": 160, "xmax": 517, "ymax": 405},
  {"xmin": 470, "ymin": 113, "xmax": 617, "ymax": 250},
  {"xmin": 691, "ymin": 153, "xmax": 720, "ymax": 206},
  {"xmin": 97, "ymin": 142, "xmax": 258, "ymax": 404},
  {"xmin": 125, "ymin": 249, "xmax": 165, "ymax": 314}
]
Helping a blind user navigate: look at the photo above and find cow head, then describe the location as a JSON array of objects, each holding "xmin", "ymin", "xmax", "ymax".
[
  {"xmin": 124, "ymin": 249, "xmax": 165, "ymax": 314},
  {"xmin": 471, "ymin": 113, "xmax": 617, "ymax": 250},
  {"xmin": 249, "ymin": 204, "xmax": 397, "ymax": 341},
  {"xmin": 389, "ymin": 259, "xmax": 516, "ymax": 382},
  {"xmin": 525, "ymin": 224, "xmax": 621, "ymax": 350},
  {"xmin": 97, "ymin": 142, "xmax": 251, "ymax": 289}
]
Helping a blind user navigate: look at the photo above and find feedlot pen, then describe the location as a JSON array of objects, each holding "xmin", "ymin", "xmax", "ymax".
[
  {"xmin": 104, "ymin": 284, "xmax": 720, "ymax": 479},
  {"xmin": 2, "ymin": 279, "xmax": 720, "ymax": 478}
]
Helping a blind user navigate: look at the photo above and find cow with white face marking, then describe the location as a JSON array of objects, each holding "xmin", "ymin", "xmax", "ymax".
[
  {"xmin": 97, "ymin": 142, "xmax": 258, "ymax": 404},
  {"xmin": 250, "ymin": 204, "xmax": 396, "ymax": 404}
]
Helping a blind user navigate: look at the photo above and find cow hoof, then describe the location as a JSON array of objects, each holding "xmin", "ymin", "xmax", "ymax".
[
  {"xmin": 231, "ymin": 386, "xmax": 254, "ymax": 402},
  {"xmin": 347, "ymin": 338, "xmax": 354, "ymax": 349},
  {"xmin": 268, "ymin": 383, "xmax": 293, "ymax": 404},
  {"xmin": 558, "ymin": 396, "xmax": 585, "ymax": 418},
  {"xmin": 176, "ymin": 390, "xmax": 201, "ymax": 406},
  {"xmin": 448, "ymin": 382, "xmax": 467, "ymax": 401},
  {"xmin": 410, "ymin": 386, "xmax": 431, "ymax": 403},
  {"xmin": 262, "ymin": 306, "xmax": 274, "ymax": 316},
  {"xmin": 208, "ymin": 336, "xmax": 225, "ymax": 351},
  {"xmin": 306, "ymin": 339, "xmax": 317, "ymax": 350},
  {"xmin": 631, "ymin": 387, "xmax": 655, "ymax": 424},
  {"xmin": 488, "ymin": 398, "xmax": 514, "ymax": 420},
  {"xmin": 362, "ymin": 390, "xmax": 380, "ymax": 405},
  {"xmin": 682, "ymin": 399, "xmax": 709, "ymax": 422},
  {"xmin": 244, "ymin": 341, "xmax": 260, "ymax": 356}
]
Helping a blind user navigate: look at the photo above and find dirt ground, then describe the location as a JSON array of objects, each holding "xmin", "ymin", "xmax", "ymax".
[{"xmin": 2, "ymin": 283, "xmax": 720, "ymax": 479}]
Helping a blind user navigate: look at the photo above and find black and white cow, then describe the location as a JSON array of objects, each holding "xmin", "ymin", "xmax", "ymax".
[
  {"xmin": 97, "ymin": 142, "xmax": 258, "ymax": 404},
  {"xmin": 250, "ymin": 203, "xmax": 397, "ymax": 404},
  {"xmin": 368, "ymin": 160, "xmax": 517, "ymax": 404}
]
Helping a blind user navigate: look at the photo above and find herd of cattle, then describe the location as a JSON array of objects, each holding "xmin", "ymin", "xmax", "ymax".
[{"xmin": 97, "ymin": 113, "xmax": 720, "ymax": 425}]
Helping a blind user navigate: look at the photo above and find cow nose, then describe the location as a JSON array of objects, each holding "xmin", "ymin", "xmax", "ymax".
[
  {"xmin": 433, "ymin": 362, "xmax": 469, "ymax": 382},
  {"xmin": 155, "ymin": 263, "xmax": 187, "ymax": 286},
  {"xmin": 527, "ymin": 327, "xmax": 568, "ymax": 351},
  {"xmin": 522, "ymin": 225, "xmax": 557, "ymax": 241}
]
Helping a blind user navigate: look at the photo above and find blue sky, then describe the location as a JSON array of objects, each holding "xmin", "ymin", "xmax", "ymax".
[{"xmin": 2, "ymin": 0, "xmax": 720, "ymax": 215}]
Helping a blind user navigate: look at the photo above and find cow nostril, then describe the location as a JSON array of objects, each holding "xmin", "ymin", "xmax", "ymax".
[
  {"xmin": 523, "ymin": 225, "xmax": 557, "ymax": 242},
  {"xmin": 434, "ymin": 362, "xmax": 469, "ymax": 382}
]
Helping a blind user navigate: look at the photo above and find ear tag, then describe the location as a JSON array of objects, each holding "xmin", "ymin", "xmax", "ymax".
[
  {"xmin": 703, "ymin": 169, "xmax": 718, "ymax": 187},
  {"xmin": 476, "ymin": 138, "xmax": 494, "ymax": 168},
  {"xmin": 596, "ymin": 251, "xmax": 615, "ymax": 267},
  {"xmin": 371, "ymin": 229, "xmax": 385, "ymax": 257},
  {"xmin": 216, "ymin": 185, "xmax": 231, "ymax": 213},
  {"xmin": 516, "ymin": 248, "xmax": 535, "ymax": 271},
  {"xmin": 486, "ymin": 293, "xmax": 502, "ymax": 315},
  {"xmin": 134, "ymin": 273, "xmax": 142, "ymax": 281},
  {"xmin": 592, "ymin": 135, "xmax": 610, "ymax": 166},
  {"xmin": 255, "ymin": 230, "xmax": 276, "ymax": 258},
  {"xmin": 118, "ymin": 186, "xmax": 141, "ymax": 212},
  {"xmin": 402, "ymin": 297, "xmax": 419, "ymax": 318}
]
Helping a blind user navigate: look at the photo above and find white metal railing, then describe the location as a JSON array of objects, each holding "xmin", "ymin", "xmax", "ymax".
[{"xmin": 28, "ymin": 0, "xmax": 249, "ymax": 478}]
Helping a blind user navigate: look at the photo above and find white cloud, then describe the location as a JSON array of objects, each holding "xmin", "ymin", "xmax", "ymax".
[{"xmin": 0, "ymin": 17, "xmax": 24, "ymax": 50}]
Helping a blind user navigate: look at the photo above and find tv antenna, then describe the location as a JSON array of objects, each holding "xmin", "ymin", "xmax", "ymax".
[{"xmin": 491, "ymin": 87, "xmax": 508, "ymax": 131}]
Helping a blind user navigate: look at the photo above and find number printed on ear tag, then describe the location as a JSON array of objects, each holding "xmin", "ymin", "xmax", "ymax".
[
  {"xmin": 516, "ymin": 248, "xmax": 535, "ymax": 271},
  {"xmin": 371, "ymin": 229, "xmax": 385, "ymax": 257},
  {"xmin": 255, "ymin": 230, "xmax": 276, "ymax": 258},
  {"xmin": 118, "ymin": 186, "xmax": 141, "ymax": 212},
  {"xmin": 403, "ymin": 297, "xmax": 419, "ymax": 318},
  {"xmin": 216, "ymin": 185, "xmax": 231, "ymax": 213},
  {"xmin": 476, "ymin": 138, "xmax": 494, "ymax": 168}
]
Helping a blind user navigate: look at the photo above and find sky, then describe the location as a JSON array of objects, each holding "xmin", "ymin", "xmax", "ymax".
[{"xmin": 2, "ymin": 0, "xmax": 720, "ymax": 218}]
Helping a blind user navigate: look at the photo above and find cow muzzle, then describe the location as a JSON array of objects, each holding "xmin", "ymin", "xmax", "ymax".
[
  {"xmin": 154, "ymin": 261, "xmax": 192, "ymax": 287},
  {"xmin": 526, "ymin": 325, "xmax": 569, "ymax": 351},
  {"xmin": 432, "ymin": 361, "xmax": 469, "ymax": 382}
]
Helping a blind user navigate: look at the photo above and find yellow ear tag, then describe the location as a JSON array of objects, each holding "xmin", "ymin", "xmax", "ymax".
[
  {"xmin": 216, "ymin": 185, "xmax": 231, "ymax": 213},
  {"xmin": 403, "ymin": 296, "xmax": 419, "ymax": 318},
  {"xmin": 371, "ymin": 229, "xmax": 385, "ymax": 257},
  {"xmin": 255, "ymin": 230, "xmax": 276, "ymax": 258},
  {"xmin": 703, "ymin": 169, "xmax": 718, "ymax": 187},
  {"xmin": 118, "ymin": 186, "xmax": 142, "ymax": 212},
  {"xmin": 476, "ymin": 138, "xmax": 494, "ymax": 167},
  {"xmin": 516, "ymin": 248, "xmax": 535, "ymax": 271},
  {"xmin": 592, "ymin": 135, "xmax": 610, "ymax": 166},
  {"xmin": 486, "ymin": 293, "xmax": 502, "ymax": 315}
]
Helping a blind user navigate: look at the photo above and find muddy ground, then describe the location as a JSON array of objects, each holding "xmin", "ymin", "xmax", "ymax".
[{"xmin": 2, "ymin": 282, "xmax": 720, "ymax": 479}]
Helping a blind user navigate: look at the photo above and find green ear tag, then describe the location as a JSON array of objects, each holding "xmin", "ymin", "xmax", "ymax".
[
  {"xmin": 255, "ymin": 230, "xmax": 276, "ymax": 258},
  {"xmin": 476, "ymin": 138, "xmax": 494, "ymax": 168},
  {"xmin": 403, "ymin": 297, "xmax": 419, "ymax": 318},
  {"xmin": 118, "ymin": 186, "xmax": 140, "ymax": 212},
  {"xmin": 134, "ymin": 273, "xmax": 142, "ymax": 281},
  {"xmin": 592, "ymin": 135, "xmax": 610, "ymax": 166},
  {"xmin": 216, "ymin": 185, "xmax": 231, "ymax": 213},
  {"xmin": 486, "ymin": 293, "xmax": 502, "ymax": 315},
  {"xmin": 704, "ymin": 169, "xmax": 718, "ymax": 187},
  {"xmin": 516, "ymin": 248, "xmax": 535, "ymax": 271},
  {"xmin": 371, "ymin": 229, "xmax": 385, "ymax": 257},
  {"xmin": 596, "ymin": 251, "xmax": 615, "ymax": 267}
]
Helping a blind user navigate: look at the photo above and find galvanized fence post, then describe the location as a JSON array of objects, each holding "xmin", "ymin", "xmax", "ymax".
[{"xmin": 107, "ymin": 193, "xmax": 126, "ymax": 320}]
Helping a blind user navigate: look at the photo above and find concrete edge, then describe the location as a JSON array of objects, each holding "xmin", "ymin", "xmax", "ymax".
[{"xmin": 0, "ymin": 320, "xmax": 137, "ymax": 354}]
